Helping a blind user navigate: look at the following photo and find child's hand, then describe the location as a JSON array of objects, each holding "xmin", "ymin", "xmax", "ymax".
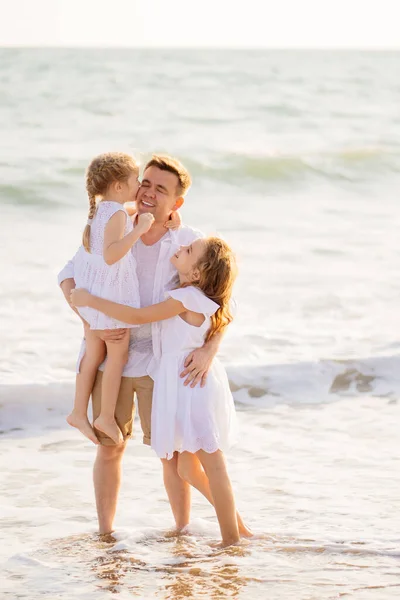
[
  {"xmin": 124, "ymin": 202, "xmax": 137, "ymax": 217},
  {"xmin": 136, "ymin": 212, "xmax": 155, "ymax": 234},
  {"xmin": 164, "ymin": 210, "xmax": 182, "ymax": 230},
  {"xmin": 70, "ymin": 288, "xmax": 91, "ymax": 308}
]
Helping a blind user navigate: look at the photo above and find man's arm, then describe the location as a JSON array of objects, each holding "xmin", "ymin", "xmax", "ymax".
[
  {"xmin": 60, "ymin": 277, "xmax": 79, "ymax": 315},
  {"xmin": 57, "ymin": 257, "xmax": 75, "ymax": 287},
  {"xmin": 58, "ymin": 255, "xmax": 78, "ymax": 314},
  {"xmin": 180, "ymin": 330, "xmax": 224, "ymax": 388}
]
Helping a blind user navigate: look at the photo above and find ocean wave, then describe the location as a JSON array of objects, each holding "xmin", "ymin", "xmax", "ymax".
[
  {"xmin": 2, "ymin": 146, "xmax": 399, "ymax": 210},
  {"xmin": 1, "ymin": 354, "xmax": 398, "ymax": 432},
  {"xmin": 228, "ymin": 354, "xmax": 400, "ymax": 407},
  {"xmin": 183, "ymin": 147, "xmax": 400, "ymax": 186},
  {"xmin": 0, "ymin": 181, "xmax": 75, "ymax": 207},
  {"xmin": 0, "ymin": 183, "xmax": 52, "ymax": 206}
]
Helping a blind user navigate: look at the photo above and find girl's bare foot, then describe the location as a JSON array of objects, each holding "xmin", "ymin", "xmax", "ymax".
[
  {"xmin": 210, "ymin": 538, "xmax": 251, "ymax": 551},
  {"xmin": 239, "ymin": 523, "xmax": 253, "ymax": 538},
  {"xmin": 67, "ymin": 412, "xmax": 99, "ymax": 445},
  {"xmin": 237, "ymin": 513, "xmax": 253, "ymax": 538},
  {"xmin": 94, "ymin": 416, "xmax": 123, "ymax": 445}
]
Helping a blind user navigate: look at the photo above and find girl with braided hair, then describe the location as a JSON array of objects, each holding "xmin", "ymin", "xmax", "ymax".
[{"xmin": 67, "ymin": 152, "xmax": 155, "ymax": 445}]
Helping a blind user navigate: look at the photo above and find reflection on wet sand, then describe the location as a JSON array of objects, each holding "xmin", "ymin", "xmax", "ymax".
[
  {"xmin": 159, "ymin": 536, "xmax": 249, "ymax": 599},
  {"xmin": 43, "ymin": 532, "xmax": 251, "ymax": 598},
  {"xmin": 92, "ymin": 550, "xmax": 149, "ymax": 596},
  {"xmin": 162, "ymin": 563, "xmax": 244, "ymax": 600},
  {"xmin": 37, "ymin": 530, "xmax": 400, "ymax": 599}
]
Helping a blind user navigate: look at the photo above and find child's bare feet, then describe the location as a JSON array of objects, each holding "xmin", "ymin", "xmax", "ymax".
[
  {"xmin": 210, "ymin": 538, "xmax": 251, "ymax": 551},
  {"xmin": 67, "ymin": 412, "xmax": 99, "ymax": 445},
  {"xmin": 237, "ymin": 513, "xmax": 253, "ymax": 538},
  {"xmin": 94, "ymin": 416, "xmax": 123, "ymax": 445},
  {"xmin": 238, "ymin": 523, "xmax": 253, "ymax": 538}
]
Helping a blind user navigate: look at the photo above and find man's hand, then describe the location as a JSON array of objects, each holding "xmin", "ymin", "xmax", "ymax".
[
  {"xmin": 60, "ymin": 277, "xmax": 75, "ymax": 301},
  {"xmin": 180, "ymin": 346, "xmax": 214, "ymax": 388},
  {"xmin": 70, "ymin": 288, "xmax": 92, "ymax": 308},
  {"xmin": 99, "ymin": 329, "xmax": 128, "ymax": 342},
  {"xmin": 60, "ymin": 278, "xmax": 79, "ymax": 313}
]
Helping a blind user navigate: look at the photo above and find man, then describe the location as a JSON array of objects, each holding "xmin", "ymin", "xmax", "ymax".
[{"xmin": 58, "ymin": 155, "xmax": 223, "ymax": 534}]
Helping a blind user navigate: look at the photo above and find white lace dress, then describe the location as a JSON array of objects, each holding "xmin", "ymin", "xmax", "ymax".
[
  {"xmin": 74, "ymin": 201, "xmax": 139, "ymax": 330},
  {"xmin": 150, "ymin": 286, "xmax": 237, "ymax": 460}
]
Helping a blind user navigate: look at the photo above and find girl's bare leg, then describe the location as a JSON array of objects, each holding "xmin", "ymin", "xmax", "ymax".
[
  {"xmin": 93, "ymin": 331, "xmax": 129, "ymax": 445},
  {"xmin": 67, "ymin": 329, "xmax": 105, "ymax": 444},
  {"xmin": 194, "ymin": 449, "xmax": 240, "ymax": 546},
  {"xmin": 177, "ymin": 452, "xmax": 252, "ymax": 537}
]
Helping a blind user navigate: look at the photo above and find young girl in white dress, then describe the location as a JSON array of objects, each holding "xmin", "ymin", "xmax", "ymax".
[
  {"xmin": 67, "ymin": 152, "xmax": 154, "ymax": 446},
  {"xmin": 71, "ymin": 236, "xmax": 250, "ymax": 546}
]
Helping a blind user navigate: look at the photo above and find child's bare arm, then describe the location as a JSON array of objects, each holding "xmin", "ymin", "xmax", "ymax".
[
  {"xmin": 103, "ymin": 212, "xmax": 154, "ymax": 265},
  {"xmin": 71, "ymin": 289, "xmax": 184, "ymax": 325}
]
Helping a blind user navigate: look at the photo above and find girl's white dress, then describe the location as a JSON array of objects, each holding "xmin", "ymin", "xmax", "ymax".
[
  {"xmin": 150, "ymin": 286, "xmax": 237, "ymax": 460},
  {"xmin": 74, "ymin": 201, "xmax": 139, "ymax": 330}
]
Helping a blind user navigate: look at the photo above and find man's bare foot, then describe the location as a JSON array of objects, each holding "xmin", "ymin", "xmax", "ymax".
[
  {"xmin": 164, "ymin": 525, "xmax": 190, "ymax": 538},
  {"xmin": 67, "ymin": 412, "xmax": 99, "ymax": 445},
  {"xmin": 94, "ymin": 416, "xmax": 123, "ymax": 445},
  {"xmin": 97, "ymin": 532, "xmax": 117, "ymax": 544}
]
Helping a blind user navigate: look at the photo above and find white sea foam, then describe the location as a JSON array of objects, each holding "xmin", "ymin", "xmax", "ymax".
[{"xmin": 1, "ymin": 393, "xmax": 400, "ymax": 599}]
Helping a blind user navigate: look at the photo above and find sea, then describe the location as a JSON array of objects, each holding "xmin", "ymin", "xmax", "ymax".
[{"xmin": 1, "ymin": 48, "xmax": 400, "ymax": 599}]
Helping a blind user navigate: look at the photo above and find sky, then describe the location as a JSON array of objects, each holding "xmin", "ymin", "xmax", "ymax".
[{"xmin": 0, "ymin": 0, "xmax": 398, "ymax": 48}]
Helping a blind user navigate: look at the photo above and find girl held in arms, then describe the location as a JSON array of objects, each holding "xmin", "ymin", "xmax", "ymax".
[{"xmin": 67, "ymin": 152, "xmax": 155, "ymax": 445}]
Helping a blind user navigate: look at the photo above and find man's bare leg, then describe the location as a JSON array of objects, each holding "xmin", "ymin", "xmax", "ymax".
[
  {"xmin": 93, "ymin": 443, "xmax": 126, "ymax": 534},
  {"xmin": 161, "ymin": 453, "xmax": 191, "ymax": 530}
]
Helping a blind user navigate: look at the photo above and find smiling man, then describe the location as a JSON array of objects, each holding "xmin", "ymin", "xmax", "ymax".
[{"xmin": 58, "ymin": 154, "xmax": 223, "ymax": 534}]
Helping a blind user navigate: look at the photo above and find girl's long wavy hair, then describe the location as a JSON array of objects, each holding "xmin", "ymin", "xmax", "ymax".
[
  {"xmin": 190, "ymin": 237, "xmax": 238, "ymax": 342},
  {"xmin": 82, "ymin": 152, "xmax": 139, "ymax": 252}
]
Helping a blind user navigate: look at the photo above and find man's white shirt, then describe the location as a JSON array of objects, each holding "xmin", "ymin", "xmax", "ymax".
[{"xmin": 58, "ymin": 225, "xmax": 204, "ymax": 377}]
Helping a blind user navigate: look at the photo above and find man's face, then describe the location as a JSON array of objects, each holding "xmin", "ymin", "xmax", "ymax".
[{"xmin": 136, "ymin": 166, "xmax": 183, "ymax": 223}]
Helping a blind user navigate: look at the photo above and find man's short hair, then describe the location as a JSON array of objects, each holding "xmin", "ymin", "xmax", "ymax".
[{"xmin": 144, "ymin": 154, "xmax": 192, "ymax": 196}]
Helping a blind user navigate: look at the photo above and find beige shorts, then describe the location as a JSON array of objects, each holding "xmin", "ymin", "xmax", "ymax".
[{"xmin": 92, "ymin": 371, "xmax": 154, "ymax": 446}]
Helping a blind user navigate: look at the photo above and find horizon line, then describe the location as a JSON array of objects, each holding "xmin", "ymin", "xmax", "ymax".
[{"xmin": 1, "ymin": 45, "xmax": 400, "ymax": 51}]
